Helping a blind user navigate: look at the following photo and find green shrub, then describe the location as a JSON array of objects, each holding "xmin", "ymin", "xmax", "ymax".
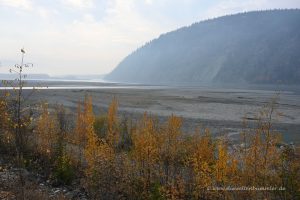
[
  {"xmin": 93, "ymin": 115, "xmax": 107, "ymax": 139},
  {"xmin": 54, "ymin": 152, "xmax": 74, "ymax": 185}
]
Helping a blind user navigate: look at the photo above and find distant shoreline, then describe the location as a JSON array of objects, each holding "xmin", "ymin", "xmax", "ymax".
[{"xmin": 0, "ymin": 79, "xmax": 299, "ymax": 93}]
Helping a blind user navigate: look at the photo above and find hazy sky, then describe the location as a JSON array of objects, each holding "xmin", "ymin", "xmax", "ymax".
[{"xmin": 0, "ymin": 0, "xmax": 299, "ymax": 75}]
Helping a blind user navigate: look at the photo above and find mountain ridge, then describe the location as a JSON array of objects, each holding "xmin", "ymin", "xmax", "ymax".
[{"xmin": 106, "ymin": 9, "xmax": 300, "ymax": 85}]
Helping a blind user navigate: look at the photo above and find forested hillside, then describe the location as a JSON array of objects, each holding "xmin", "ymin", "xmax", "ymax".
[{"xmin": 106, "ymin": 10, "xmax": 300, "ymax": 85}]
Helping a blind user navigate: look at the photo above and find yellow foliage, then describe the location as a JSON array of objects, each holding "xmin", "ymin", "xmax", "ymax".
[
  {"xmin": 158, "ymin": 114, "xmax": 185, "ymax": 193},
  {"xmin": 0, "ymin": 98, "xmax": 13, "ymax": 145},
  {"xmin": 188, "ymin": 129, "xmax": 215, "ymax": 198},
  {"xmin": 85, "ymin": 137, "xmax": 114, "ymax": 178},
  {"xmin": 72, "ymin": 96, "xmax": 96, "ymax": 165},
  {"xmin": 73, "ymin": 102, "xmax": 84, "ymax": 145},
  {"xmin": 215, "ymin": 141, "xmax": 229, "ymax": 183},
  {"xmin": 0, "ymin": 95, "xmax": 296, "ymax": 199},
  {"xmin": 106, "ymin": 98, "xmax": 119, "ymax": 147},
  {"xmin": 131, "ymin": 113, "xmax": 160, "ymax": 195},
  {"xmin": 82, "ymin": 96, "xmax": 117, "ymax": 196},
  {"xmin": 36, "ymin": 103, "xmax": 59, "ymax": 158}
]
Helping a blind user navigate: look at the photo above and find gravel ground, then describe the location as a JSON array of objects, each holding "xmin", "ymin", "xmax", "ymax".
[{"xmin": 2, "ymin": 80, "xmax": 300, "ymax": 145}]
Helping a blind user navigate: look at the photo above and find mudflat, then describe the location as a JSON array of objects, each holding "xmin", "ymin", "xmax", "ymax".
[{"xmin": 3, "ymin": 80, "xmax": 300, "ymax": 145}]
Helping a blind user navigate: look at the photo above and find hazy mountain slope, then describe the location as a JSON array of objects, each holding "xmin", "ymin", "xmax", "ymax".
[{"xmin": 106, "ymin": 10, "xmax": 300, "ymax": 85}]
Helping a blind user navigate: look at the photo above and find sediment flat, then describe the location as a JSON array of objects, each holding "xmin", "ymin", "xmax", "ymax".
[{"xmin": 2, "ymin": 80, "xmax": 300, "ymax": 145}]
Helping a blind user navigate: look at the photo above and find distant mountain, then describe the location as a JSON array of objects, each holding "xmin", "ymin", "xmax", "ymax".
[{"xmin": 106, "ymin": 10, "xmax": 300, "ymax": 85}]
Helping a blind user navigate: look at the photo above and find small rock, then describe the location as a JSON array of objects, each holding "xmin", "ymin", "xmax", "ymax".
[
  {"xmin": 65, "ymin": 192, "xmax": 73, "ymax": 198},
  {"xmin": 54, "ymin": 189, "xmax": 61, "ymax": 194}
]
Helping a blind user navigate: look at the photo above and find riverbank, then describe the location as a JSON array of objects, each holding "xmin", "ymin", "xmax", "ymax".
[{"xmin": 4, "ymin": 80, "xmax": 299, "ymax": 145}]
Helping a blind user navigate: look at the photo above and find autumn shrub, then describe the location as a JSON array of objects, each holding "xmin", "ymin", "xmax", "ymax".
[
  {"xmin": 0, "ymin": 96, "xmax": 13, "ymax": 152},
  {"xmin": 35, "ymin": 103, "xmax": 60, "ymax": 158},
  {"xmin": 130, "ymin": 113, "xmax": 160, "ymax": 197},
  {"xmin": 2, "ymin": 89, "xmax": 299, "ymax": 200},
  {"xmin": 83, "ymin": 96, "xmax": 118, "ymax": 198},
  {"xmin": 106, "ymin": 98, "xmax": 120, "ymax": 148},
  {"xmin": 278, "ymin": 146, "xmax": 300, "ymax": 199}
]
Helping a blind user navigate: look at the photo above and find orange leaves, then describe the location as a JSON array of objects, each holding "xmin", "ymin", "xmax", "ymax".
[
  {"xmin": 130, "ymin": 113, "xmax": 161, "ymax": 197},
  {"xmin": 160, "ymin": 115, "xmax": 183, "ymax": 160},
  {"xmin": 241, "ymin": 105, "xmax": 282, "ymax": 187},
  {"xmin": 107, "ymin": 98, "xmax": 118, "ymax": 131},
  {"xmin": 80, "ymin": 96, "xmax": 121, "ymax": 198},
  {"xmin": 83, "ymin": 97, "xmax": 119, "ymax": 180},
  {"xmin": 85, "ymin": 137, "xmax": 114, "ymax": 178},
  {"xmin": 132, "ymin": 113, "xmax": 159, "ymax": 170},
  {"xmin": 106, "ymin": 98, "xmax": 119, "ymax": 147},
  {"xmin": 131, "ymin": 114, "xmax": 187, "ymax": 198},
  {"xmin": 215, "ymin": 141, "xmax": 229, "ymax": 184},
  {"xmin": 1, "ymin": 94, "xmax": 295, "ymax": 199},
  {"xmin": 83, "ymin": 95, "xmax": 114, "ymax": 170},
  {"xmin": 0, "ymin": 98, "xmax": 13, "ymax": 145},
  {"xmin": 189, "ymin": 130, "xmax": 214, "ymax": 195},
  {"xmin": 36, "ymin": 102, "xmax": 59, "ymax": 157},
  {"xmin": 72, "ymin": 96, "xmax": 96, "ymax": 165},
  {"xmin": 73, "ymin": 96, "xmax": 94, "ymax": 144}
]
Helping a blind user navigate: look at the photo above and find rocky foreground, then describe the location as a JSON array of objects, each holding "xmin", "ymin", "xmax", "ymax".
[{"xmin": 0, "ymin": 157, "xmax": 87, "ymax": 200}]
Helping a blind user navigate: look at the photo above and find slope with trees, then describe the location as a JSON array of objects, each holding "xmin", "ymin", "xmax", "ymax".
[{"xmin": 106, "ymin": 9, "xmax": 300, "ymax": 85}]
